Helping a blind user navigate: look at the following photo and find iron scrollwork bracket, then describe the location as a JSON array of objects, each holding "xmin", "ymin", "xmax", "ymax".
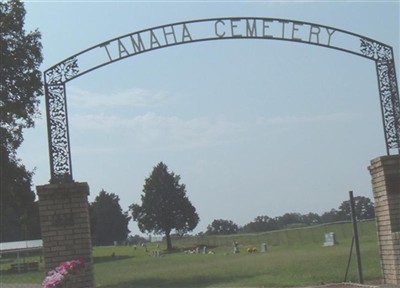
[
  {"xmin": 360, "ymin": 38, "xmax": 400, "ymax": 154},
  {"xmin": 45, "ymin": 57, "xmax": 79, "ymax": 85},
  {"xmin": 45, "ymin": 57, "xmax": 79, "ymax": 183}
]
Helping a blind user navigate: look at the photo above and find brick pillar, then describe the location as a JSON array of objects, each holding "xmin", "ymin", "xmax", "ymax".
[
  {"xmin": 37, "ymin": 182, "xmax": 94, "ymax": 288},
  {"xmin": 368, "ymin": 155, "xmax": 400, "ymax": 285}
]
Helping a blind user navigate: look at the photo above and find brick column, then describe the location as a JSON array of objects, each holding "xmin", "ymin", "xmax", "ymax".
[
  {"xmin": 368, "ymin": 155, "xmax": 400, "ymax": 285},
  {"xmin": 37, "ymin": 182, "xmax": 94, "ymax": 288}
]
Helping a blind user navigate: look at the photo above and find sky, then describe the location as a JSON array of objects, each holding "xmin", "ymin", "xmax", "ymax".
[{"xmin": 20, "ymin": 0, "xmax": 399, "ymax": 236}]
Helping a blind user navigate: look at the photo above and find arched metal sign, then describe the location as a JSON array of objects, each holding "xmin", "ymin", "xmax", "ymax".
[{"xmin": 44, "ymin": 17, "xmax": 400, "ymax": 183}]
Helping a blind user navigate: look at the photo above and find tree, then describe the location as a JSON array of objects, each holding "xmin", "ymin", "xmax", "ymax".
[
  {"xmin": 0, "ymin": 145, "xmax": 38, "ymax": 241},
  {"xmin": 241, "ymin": 215, "xmax": 279, "ymax": 233},
  {"xmin": 130, "ymin": 162, "xmax": 199, "ymax": 250},
  {"xmin": 276, "ymin": 213, "xmax": 304, "ymax": 228},
  {"xmin": 320, "ymin": 209, "xmax": 342, "ymax": 223},
  {"xmin": 301, "ymin": 212, "xmax": 321, "ymax": 225},
  {"xmin": 126, "ymin": 234, "xmax": 148, "ymax": 245},
  {"xmin": 0, "ymin": 0, "xmax": 43, "ymax": 242},
  {"xmin": 206, "ymin": 219, "xmax": 239, "ymax": 235},
  {"xmin": 338, "ymin": 196, "xmax": 375, "ymax": 220},
  {"xmin": 1, "ymin": 0, "xmax": 43, "ymax": 153},
  {"xmin": 90, "ymin": 190, "xmax": 131, "ymax": 246}
]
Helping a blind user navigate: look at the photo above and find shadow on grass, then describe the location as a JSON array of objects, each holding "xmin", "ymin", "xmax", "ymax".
[
  {"xmin": 101, "ymin": 274, "xmax": 254, "ymax": 288},
  {"xmin": 93, "ymin": 255, "xmax": 134, "ymax": 264}
]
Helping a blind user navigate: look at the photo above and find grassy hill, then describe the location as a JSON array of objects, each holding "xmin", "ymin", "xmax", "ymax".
[
  {"xmin": 172, "ymin": 219, "xmax": 377, "ymax": 248},
  {"xmin": 0, "ymin": 219, "xmax": 381, "ymax": 287},
  {"xmin": 94, "ymin": 219, "xmax": 381, "ymax": 287}
]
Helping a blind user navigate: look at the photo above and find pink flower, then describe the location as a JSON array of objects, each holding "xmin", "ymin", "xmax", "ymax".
[
  {"xmin": 42, "ymin": 271, "xmax": 65, "ymax": 288},
  {"xmin": 42, "ymin": 258, "xmax": 84, "ymax": 288},
  {"xmin": 59, "ymin": 259, "xmax": 83, "ymax": 271},
  {"xmin": 55, "ymin": 266, "xmax": 68, "ymax": 276}
]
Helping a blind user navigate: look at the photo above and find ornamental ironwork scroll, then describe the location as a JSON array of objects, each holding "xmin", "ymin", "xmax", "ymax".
[
  {"xmin": 44, "ymin": 17, "xmax": 400, "ymax": 183},
  {"xmin": 44, "ymin": 59, "xmax": 78, "ymax": 183},
  {"xmin": 360, "ymin": 39, "xmax": 400, "ymax": 154}
]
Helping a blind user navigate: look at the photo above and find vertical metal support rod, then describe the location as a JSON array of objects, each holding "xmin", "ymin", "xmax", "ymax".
[
  {"xmin": 344, "ymin": 235, "xmax": 355, "ymax": 282},
  {"xmin": 349, "ymin": 191, "xmax": 363, "ymax": 284},
  {"xmin": 63, "ymin": 84, "xmax": 74, "ymax": 182}
]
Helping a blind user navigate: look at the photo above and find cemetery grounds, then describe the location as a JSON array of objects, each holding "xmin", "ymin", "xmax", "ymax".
[{"xmin": 0, "ymin": 220, "xmax": 382, "ymax": 287}]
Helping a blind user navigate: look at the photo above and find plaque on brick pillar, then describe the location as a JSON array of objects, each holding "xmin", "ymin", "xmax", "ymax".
[{"xmin": 37, "ymin": 182, "xmax": 95, "ymax": 288}]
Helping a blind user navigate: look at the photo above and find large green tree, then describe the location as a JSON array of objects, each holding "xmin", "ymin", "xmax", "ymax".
[
  {"xmin": 0, "ymin": 146, "xmax": 41, "ymax": 241},
  {"xmin": 1, "ymin": 0, "xmax": 43, "ymax": 152},
  {"xmin": 130, "ymin": 162, "xmax": 199, "ymax": 250},
  {"xmin": 90, "ymin": 190, "xmax": 131, "ymax": 246},
  {"xmin": 0, "ymin": 0, "xmax": 43, "ymax": 242}
]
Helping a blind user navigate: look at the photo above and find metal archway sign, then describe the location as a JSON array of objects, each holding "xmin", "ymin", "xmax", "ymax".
[{"xmin": 44, "ymin": 17, "xmax": 400, "ymax": 183}]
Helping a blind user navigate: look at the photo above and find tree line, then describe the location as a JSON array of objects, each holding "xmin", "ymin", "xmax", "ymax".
[
  {"xmin": 88, "ymin": 161, "xmax": 375, "ymax": 249},
  {"xmin": 204, "ymin": 195, "xmax": 375, "ymax": 235}
]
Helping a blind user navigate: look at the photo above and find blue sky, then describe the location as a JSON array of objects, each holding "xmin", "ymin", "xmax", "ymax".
[{"xmin": 21, "ymin": 1, "xmax": 399, "ymax": 235}]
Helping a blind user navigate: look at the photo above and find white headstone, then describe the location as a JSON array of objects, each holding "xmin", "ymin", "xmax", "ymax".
[
  {"xmin": 323, "ymin": 232, "xmax": 336, "ymax": 246},
  {"xmin": 261, "ymin": 243, "xmax": 267, "ymax": 252}
]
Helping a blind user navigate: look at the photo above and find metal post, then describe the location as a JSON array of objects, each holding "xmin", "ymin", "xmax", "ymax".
[
  {"xmin": 344, "ymin": 235, "xmax": 355, "ymax": 282},
  {"xmin": 349, "ymin": 191, "xmax": 363, "ymax": 284}
]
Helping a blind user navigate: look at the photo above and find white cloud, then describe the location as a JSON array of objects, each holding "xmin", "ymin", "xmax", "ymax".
[
  {"xmin": 66, "ymin": 85, "xmax": 360, "ymax": 153},
  {"xmin": 68, "ymin": 86, "xmax": 168, "ymax": 108},
  {"xmin": 71, "ymin": 113, "xmax": 243, "ymax": 151},
  {"xmin": 70, "ymin": 110, "xmax": 360, "ymax": 153},
  {"xmin": 257, "ymin": 112, "xmax": 359, "ymax": 125}
]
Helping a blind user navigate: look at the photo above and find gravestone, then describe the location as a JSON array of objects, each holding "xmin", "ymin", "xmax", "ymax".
[
  {"xmin": 261, "ymin": 243, "xmax": 267, "ymax": 252},
  {"xmin": 323, "ymin": 232, "xmax": 336, "ymax": 246}
]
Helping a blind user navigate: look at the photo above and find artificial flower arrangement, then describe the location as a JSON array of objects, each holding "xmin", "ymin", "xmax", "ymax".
[{"xmin": 42, "ymin": 257, "xmax": 84, "ymax": 288}]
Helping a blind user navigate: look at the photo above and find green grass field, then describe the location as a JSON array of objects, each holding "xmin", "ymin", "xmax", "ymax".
[{"xmin": 0, "ymin": 220, "xmax": 382, "ymax": 287}]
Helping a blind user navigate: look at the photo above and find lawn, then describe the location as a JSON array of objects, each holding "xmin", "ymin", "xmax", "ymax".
[
  {"xmin": 94, "ymin": 236, "xmax": 381, "ymax": 287},
  {"xmin": 0, "ymin": 220, "xmax": 382, "ymax": 287}
]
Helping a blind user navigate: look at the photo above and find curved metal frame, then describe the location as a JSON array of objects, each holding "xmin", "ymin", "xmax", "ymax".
[{"xmin": 44, "ymin": 17, "xmax": 400, "ymax": 183}]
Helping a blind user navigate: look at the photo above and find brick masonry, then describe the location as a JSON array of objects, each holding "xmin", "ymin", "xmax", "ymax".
[
  {"xmin": 368, "ymin": 155, "xmax": 400, "ymax": 285},
  {"xmin": 37, "ymin": 182, "xmax": 94, "ymax": 288}
]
